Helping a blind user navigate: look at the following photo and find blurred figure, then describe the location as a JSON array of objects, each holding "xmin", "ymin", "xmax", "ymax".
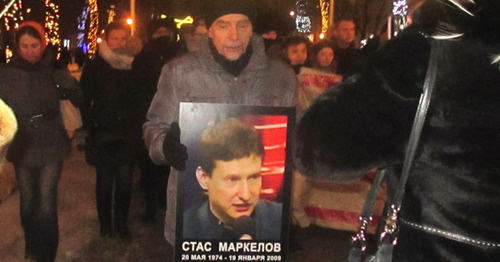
[
  {"xmin": 296, "ymin": 39, "xmax": 342, "ymax": 116},
  {"xmin": 330, "ymin": 18, "xmax": 363, "ymax": 75},
  {"xmin": 132, "ymin": 18, "xmax": 181, "ymax": 223},
  {"xmin": 182, "ymin": 17, "xmax": 208, "ymax": 53},
  {"xmin": 0, "ymin": 21, "xmax": 79, "ymax": 261},
  {"xmin": 309, "ymin": 39, "xmax": 337, "ymax": 73},
  {"xmin": 280, "ymin": 35, "xmax": 310, "ymax": 74},
  {"xmin": 254, "ymin": 9, "xmax": 295, "ymax": 59},
  {"xmin": 80, "ymin": 22, "xmax": 142, "ymax": 239},
  {"xmin": 66, "ymin": 48, "xmax": 88, "ymax": 81}
]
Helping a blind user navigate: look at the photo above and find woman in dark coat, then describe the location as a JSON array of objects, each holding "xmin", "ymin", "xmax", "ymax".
[
  {"xmin": 80, "ymin": 22, "xmax": 142, "ymax": 238},
  {"xmin": 0, "ymin": 21, "xmax": 79, "ymax": 262},
  {"xmin": 293, "ymin": 0, "xmax": 500, "ymax": 261}
]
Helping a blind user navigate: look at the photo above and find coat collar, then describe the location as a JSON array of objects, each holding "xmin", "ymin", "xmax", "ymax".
[
  {"xmin": 98, "ymin": 41, "xmax": 134, "ymax": 70},
  {"xmin": 10, "ymin": 48, "xmax": 54, "ymax": 70}
]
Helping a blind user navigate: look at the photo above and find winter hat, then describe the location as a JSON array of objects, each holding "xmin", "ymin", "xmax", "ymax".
[
  {"xmin": 204, "ymin": 0, "xmax": 257, "ymax": 28},
  {"xmin": 16, "ymin": 21, "xmax": 47, "ymax": 49},
  {"xmin": 310, "ymin": 39, "xmax": 335, "ymax": 57},
  {"xmin": 148, "ymin": 18, "xmax": 178, "ymax": 40}
]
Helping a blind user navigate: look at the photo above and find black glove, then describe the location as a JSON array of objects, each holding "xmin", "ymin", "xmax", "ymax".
[{"xmin": 162, "ymin": 122, "xmax": 187, "ymax": 171}]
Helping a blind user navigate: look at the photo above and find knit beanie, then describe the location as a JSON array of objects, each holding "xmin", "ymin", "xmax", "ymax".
[
  {"xmin": 204, "ymin": 0, "xmax": 257, "ymax": 28},
  {"xmin": 17, "ymin": 21, "xmax": 47, "ymax": 49},
  {"xmin": 310, "ymin": 39, "xmax": 335, "ymax": 56},
  {"xmin": 148, "ymin": 18, "xmax": 178, "ymax": 40}
]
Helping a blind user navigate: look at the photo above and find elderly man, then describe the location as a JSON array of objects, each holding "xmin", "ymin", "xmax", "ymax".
[{"xmin": 143, "ymin": 0, "xmax": 296, "ymax": 246}]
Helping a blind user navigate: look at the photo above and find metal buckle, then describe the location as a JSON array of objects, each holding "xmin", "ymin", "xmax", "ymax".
[
  {"xmin": 380, "ymin": 204, "xmax": 400, "ymax": 246},
  {"xmin": 351, "ymin": 215, "xmax": 372, "ymax": 251}
]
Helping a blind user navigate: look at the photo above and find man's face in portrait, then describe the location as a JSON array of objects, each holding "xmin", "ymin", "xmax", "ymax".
[
  {"xmin": 208, "ymin": 13, "xmax": 253, "ymax": 61},
  {"xmin": 198, "ymin": 153, "xmax": 262, "ymax": 224}
]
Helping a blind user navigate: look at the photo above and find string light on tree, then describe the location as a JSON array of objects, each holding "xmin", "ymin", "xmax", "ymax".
[
  {"xmin": 2, "ymin": 0, "xmax": 23, "ymax": 31},
  {"xmin": 2, "ymin": 0, "xmax": 24, "ymax": 62},
  {"xmin": 0, "ymin": 0, "xmax": 19, "ymax": 20},
  {"xmin": 391, "ymin": 0, "xmax": 408, "ymax": 37},
  {"xmin": 87, "ymin": 0, "xmax": 98, "ymax": 57},
  {"xmin": 76, "ymin": 4, "xmax": 89, "ymax": 48},
  {"xmin": 319, "ymin": 0, "xmax": 329, "ymax": 36},
  {"xmin": 45, "ymin": 0, "xmax": 61, "ymax": 48},
  {"xmin": 106, "ymin": 4, "xmax": 115, "ymax": 24}
]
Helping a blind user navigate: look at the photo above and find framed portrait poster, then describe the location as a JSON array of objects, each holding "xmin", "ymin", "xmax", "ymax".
[{"xmin": 175, "ymin": 102, "xmax": 295, "ymax": 262}]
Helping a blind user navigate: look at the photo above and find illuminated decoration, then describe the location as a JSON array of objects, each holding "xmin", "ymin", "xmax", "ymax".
[
  {"xmin": 2, "ymin": 0, "xmax": 24, "ymax": 31},
  {"xmin": 107, "ymin": 5, "xmax": 115, "ymax": 24},
  {"xmin": 393, "ymin": 0, "xmax": 408, "ymax": 16},
  {"xmin": 0, "ymin": 0, "xmax": 18, "ymax": 19},
  {"xmin": 45, "ymin": 0, "xmax": 61, "ymax": 49},
  {"xmin": 296, "ymin": 15, "xmax": 311, "ymax": 33},
  {"xmin": 5, "ymin": 47, "xmax": 12, "ymax": 59},
  {"xmin": 2, "ymin": 0, "xmax": 24, "ymax": 62},
  {"xmin": 160, "ymin": 14, "xmax": 167, "ymax": 19},
  {"xmin": 76, "ymin": 3, "xmax": 89, "ymax": 48},
  {"xmin": 307, "ymin": 33, "xmax": 314, "ymax": 42},
  {"xmin": 174, "ymin": 16, "xmax": 193, "ymax": 29},
  {"xmin": 295, "ymin": 0, "xmax": 311, "ymax": 33},
  {"xmin": 126, "ymin": 18, "xmax": 133, "ymax": 25},
  {"xmin": 319, "ymin": 0, "xmax": 329, "ymax": 35},
  {"xmin": 87, "ymin": 0, "xmax": 98, "ymax": 57},
  {"xmin": 391, "ymin": 0, "xmax": 408, "ymax": 37}
]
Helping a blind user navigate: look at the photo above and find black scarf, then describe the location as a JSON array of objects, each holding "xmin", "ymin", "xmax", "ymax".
[{"xmin": 210, "ymin": 41, "xmax": 253, "ymax": 77}]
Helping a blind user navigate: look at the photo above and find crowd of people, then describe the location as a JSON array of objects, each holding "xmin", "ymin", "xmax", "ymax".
[{"xmin": 0, "ymin": 0, "xmax": 499, "ymax": 261}]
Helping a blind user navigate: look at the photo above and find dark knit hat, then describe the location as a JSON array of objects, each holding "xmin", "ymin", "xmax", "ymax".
[
  {"xmin": 148, "ymin": 18, "xmax": 178, "ymax": 39},
  {"xmin": 204, "ymin": 0, "xmax": 257, "ymax": 28},
  {"xmin": 310, "ymin": 39, "xmax": 335, "ymax": 56}
]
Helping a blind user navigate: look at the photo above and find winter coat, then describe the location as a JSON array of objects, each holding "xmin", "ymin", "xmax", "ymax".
[
  {"xmin": 132, "ymin": 36, "xmax": 181, "ymax": 122},
  {"xmin": 293, "ymin": 1, "xmax": 500, "ymax": 261},
  {"xmin": 0, "ymin": 49, "xmax": 78, "ymax": 165},
  {"xmin": 80, "ymin": 42, "xmax": 142, "ymax": 166},
  {"xmin": 330, "ymin": 39, "xmax": 363, "ymax": 76},
  {"xmin": 143, "ymin": 34, "xmax": 296, "ymax": 244}
]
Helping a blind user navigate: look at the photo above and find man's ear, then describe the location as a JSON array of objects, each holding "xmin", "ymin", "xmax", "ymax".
[{"xmin": 196, "ymin": 166, "xmax": 210, "ymax": 190}]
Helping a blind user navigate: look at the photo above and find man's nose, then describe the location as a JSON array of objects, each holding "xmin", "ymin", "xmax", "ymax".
[
  {"xmin": 237, "ymin": 181, "xmax": 251, "ymax": 201},
  {"xmin": 228, "ymin": 26, "xmax": 239, "ymax": 41}
]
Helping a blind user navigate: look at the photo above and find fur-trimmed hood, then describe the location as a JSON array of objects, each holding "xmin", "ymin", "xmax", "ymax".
[
  {"xmin": 0, "ymin": 98, "xmax": 17, "ymax": 170},
  {"xmin": 98, "ymin": 40, "xmax": 138, "ymax": 70}
]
